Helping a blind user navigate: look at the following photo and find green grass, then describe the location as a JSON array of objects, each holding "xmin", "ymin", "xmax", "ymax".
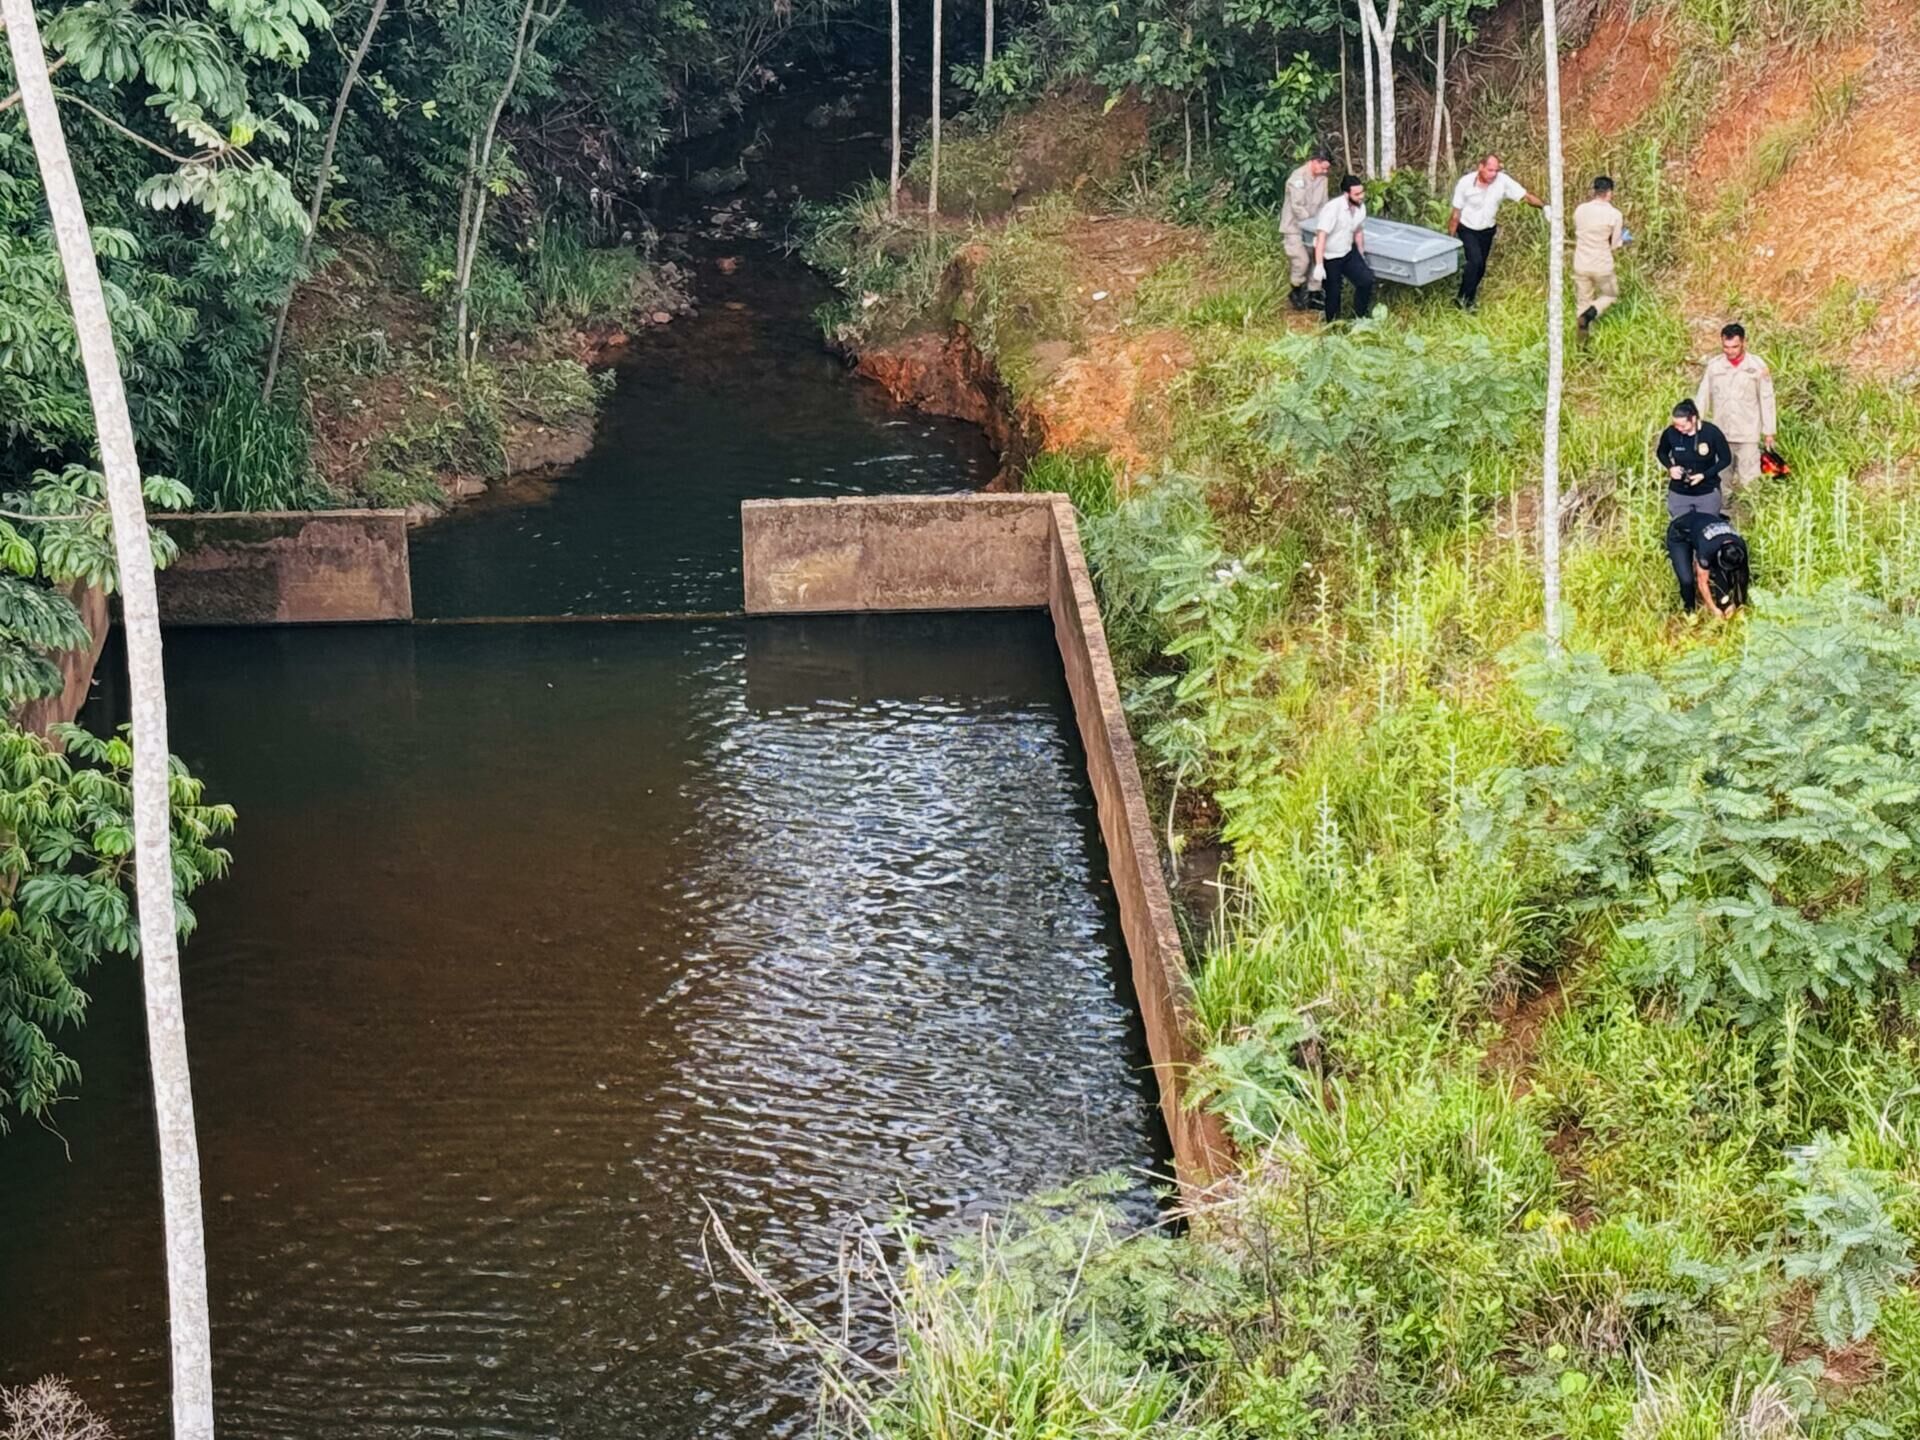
[
  {"xmin": 181, "ymin": 382, "xmax": 318, "ymax": 511},
  {"xmin": 795, "ymin": 18, "xmax": 1920, "ymax": 1434},
  {"xmin": 525, "ymin": 218, "xmax": 645, "ymax": 324}
]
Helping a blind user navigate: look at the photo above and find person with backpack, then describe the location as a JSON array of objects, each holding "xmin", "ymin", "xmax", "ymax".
[{"xmin": 1665, "ymin": 509, "xmax": 1750, "ymax": 616}]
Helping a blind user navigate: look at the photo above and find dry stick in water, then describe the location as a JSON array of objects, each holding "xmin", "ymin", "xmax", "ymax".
[{"xmin": 1, "ymin": 2, "xmax": 213, "ymax": 1435}]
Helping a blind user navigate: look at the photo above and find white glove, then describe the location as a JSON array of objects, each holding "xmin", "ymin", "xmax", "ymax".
[{"xmin": 1311, "ymin": 262, "xmax": 1326, "ymax": 284}]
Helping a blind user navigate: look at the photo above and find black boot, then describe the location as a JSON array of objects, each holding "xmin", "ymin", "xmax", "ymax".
[
  {"xmin": 1289, "ymin": 284, "xmax": 1308, "ymax": 311},
  {"xmin": 1577, "ymin": 305, "xmax": 1597, "ymax": 345}
]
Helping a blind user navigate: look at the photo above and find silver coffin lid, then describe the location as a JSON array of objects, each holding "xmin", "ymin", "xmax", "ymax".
[{"xmin": 1298, "ymin": 215, "xmax": 1464, "ymax": 286}]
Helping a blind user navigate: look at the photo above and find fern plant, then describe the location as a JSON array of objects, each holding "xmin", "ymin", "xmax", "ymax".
[{"xmin": 1777, "ymin": 1132, "xmax": 1913, "ymax": 1348}]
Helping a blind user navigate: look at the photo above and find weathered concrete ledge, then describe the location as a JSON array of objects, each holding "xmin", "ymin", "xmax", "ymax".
[
  {"xmin": 155, "ymin": 510, "xmax": 413, "ymax": 625},
  {"xmin": 741, "ymin": 495, "xmax": 1054, "ymax": 613},
  {"xmin": 741, "ymin": 493, "xmax": 1234, "ymax": 1197}
]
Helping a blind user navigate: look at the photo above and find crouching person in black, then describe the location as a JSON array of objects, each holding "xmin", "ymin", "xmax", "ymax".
[
  {"xmin": 1665, "ymin": 509, "xmax": 1750, "ymax": 616},
  {"xmin": 1657, "ymin": 398, "xmax": 1732, "ymax": 518}
]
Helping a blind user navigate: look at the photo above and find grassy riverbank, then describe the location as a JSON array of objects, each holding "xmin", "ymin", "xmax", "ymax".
[{"xmin": 798, "ymin": 5, "xmax": 1920, "ymax": 1435}]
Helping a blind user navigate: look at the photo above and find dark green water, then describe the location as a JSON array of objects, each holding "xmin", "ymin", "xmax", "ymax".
[{"xmin": 0, "ymin": 77, "xmax": 1166, "ymax": 1440}]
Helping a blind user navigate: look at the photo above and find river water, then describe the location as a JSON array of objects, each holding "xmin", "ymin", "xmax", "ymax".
[{"xmin": 0, "ymin": 72, "xmax": 1166, "ymax": 1440}]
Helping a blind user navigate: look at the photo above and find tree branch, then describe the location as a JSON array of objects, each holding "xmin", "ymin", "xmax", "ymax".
[
  {"xmin": 53, "ymin": 91, "xmax": 200, "ymax": 164},
  {"xmin": 0, "ymin": 52, "xmax": 66, "ymax": 111}
]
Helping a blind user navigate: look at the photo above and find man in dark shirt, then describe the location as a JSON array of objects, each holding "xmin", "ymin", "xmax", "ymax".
[{"xmin": 1656, "ymin": 398, "xmax": 1733, "ymax": 518}]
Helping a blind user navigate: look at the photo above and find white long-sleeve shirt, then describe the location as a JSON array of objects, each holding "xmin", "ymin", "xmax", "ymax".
[
  {"xmin": 1450, "ymin": 170, "xmax": 1528, "ymax": 229},
  {"xmin": 1313, "ymin": 197, "xmax": 1366, "ymax": 259}
]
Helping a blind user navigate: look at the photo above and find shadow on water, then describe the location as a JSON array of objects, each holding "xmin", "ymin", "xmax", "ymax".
[{"xmin": 0, "ymin": 74, "xmax": 1170, "ymax": 1440}]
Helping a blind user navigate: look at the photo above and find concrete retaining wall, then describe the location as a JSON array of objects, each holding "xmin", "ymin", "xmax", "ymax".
[
  {"xmin": 155, "ymin": 510, "xmax": 413, "ymax": 624},
  {"xmin": 741, "ymin": 495, "xmax": 1054, "ymax": 613},
  {"xmin": 741, "ymin": 493, "xmax": 1234, "ymax": 1197}
]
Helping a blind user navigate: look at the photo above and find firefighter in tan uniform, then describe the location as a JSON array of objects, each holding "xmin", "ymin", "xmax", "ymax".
[
  {"xmin": 1694, "ymin": 322, "xmax": 1778, "ymax": 486},
  {"xmin": 1571, "ymin": 175, "xmax": 1624, "ymax": 344},
  {"xmin": 1280, "ymin": 149, "xmax": 1332, "ymax": 311}
]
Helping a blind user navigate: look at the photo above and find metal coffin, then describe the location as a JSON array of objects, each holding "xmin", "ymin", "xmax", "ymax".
[{"xmin": 1299, "ymin": 216, "xmax": 1464, "ymax": 286}]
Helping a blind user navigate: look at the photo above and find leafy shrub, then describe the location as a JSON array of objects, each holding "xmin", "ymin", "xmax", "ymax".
[
  {"xmin": 1504, "ymin": 588, "xmax": 1920, "ymax": 1022},
  {"xmin": 0, "ymin": 723, "xmax": 233, "ymax": 1128},
  {"xmin": 1131, "ymin": 532, "xmax": 1294, "ymax": 809},
  {"xmin": 1232, "ymin": 318, "xmax": 1538, "ymax": 524},
  {"xmin": 1777, "ymin": 1132, "xmax": 1913, "ymax": 1348},
  {"xmin": 1216, "ymin": 57, "xmax": 1333, "ymax": 206},
  {"xmin": 1080, "ymin": 469, "xmax": 1217, "ymax": 670}
]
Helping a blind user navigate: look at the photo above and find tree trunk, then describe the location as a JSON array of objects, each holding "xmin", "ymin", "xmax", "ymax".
[
  {"xmin": 1541, "ymin": 0, "xmax": 1566, "ymax": 651},
  {"xmin": 927, "ymin": 0, "xmax": 941, "ymax": 227},
  {"xmin": 1360, "ymin": 0, "xmax": 1400, "ymax": 177},
  {"xmin": 1358, "ymin": 0, "xmax": 1375, "ymax": 177},
  {"xmin": 1, "ymin": 5, "xmax": 212, "ymax": 1438},
  {"xmin": 454, "ymin": 0, "xmax": 547, "ymax": 368},
  {"xmin": 1339, "ymin": 28, "xmax": 1352, "ymax": 175},
  {"xmin": 263, "ymin": 0, "xmax": 389, "ymax": 400},
  {"xmin": 983, "ymin": 0, "xmax": 992, "ymax": 70},
  {"xmin": 1425, "ymin": 13, "xmax": 1446, "ymax": 190},
  {"xmin": 888, "ymin": 0, "xmax": 900, "ymax": 215}
]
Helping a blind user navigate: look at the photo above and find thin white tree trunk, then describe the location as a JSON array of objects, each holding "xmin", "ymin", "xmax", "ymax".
[
  {"xmin": 927, "ymin": 0, "xmax": 941, "ymax": 226},
  {"xmin": 264, "ymin": 0, "xmax": 390, "ymax": 399},
  {"xmin": 1360, "ymin": 0, "xmax": 1400, "ymax": 176},
  {"xmin": 983, "ymin": 0, "xmax": 992, "ymax": 70},
  {"xmin": 1426, "ymin": 13, "xmax": 1446, "ymax": 190},
  {"xmin": 454, "ymin": 0, "xmax": 547, "ymax": 367},
  {"xmin": 1, "ymin": 5, "xmax": 211, "ymax": 1438},
  {"xmin": 888, "ymin": 0, "xmax": 900, "ymax": 215},
  {"xmin": 1541, "ymin": 0, "xmax": 1566, "ymax": 650},
  {"xmin": 1339, "ymin": 28, "xmax": 1352, "ymax": 174},
  {"xmin": 1358, "ymin": 0, "xmax": 1375, "ymax": 177}
]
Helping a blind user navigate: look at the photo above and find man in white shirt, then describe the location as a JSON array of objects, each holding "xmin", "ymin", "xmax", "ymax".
[
  {"xmin": 1311, "ymin": 174, "xmax": 1374, "ymax": 323},
  {"xmin": 1447, "ymin": 152, "xmax": 1544, "ymax": 309}
]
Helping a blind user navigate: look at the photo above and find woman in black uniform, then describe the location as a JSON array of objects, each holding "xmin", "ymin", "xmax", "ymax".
[
  {"xmin": 1665, "ymin": 509, "xmax": 1750, "ymax": 616},
  {"xmin": 1657, "ymin": 398, "xmax": 1732, "ymax": 518}
]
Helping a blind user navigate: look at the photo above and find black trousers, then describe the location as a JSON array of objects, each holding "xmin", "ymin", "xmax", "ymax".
[
  {"xmin": 1666, "ymin": 522, "xmax": 1702, "ymax": 611},
  {"xmin": 1457, "ymin": 224, "xmax": 1497, "ymax": 304},
  {"xmin": 1323, "ymin": 250, "xmax": 1375, "ymax": 322}
]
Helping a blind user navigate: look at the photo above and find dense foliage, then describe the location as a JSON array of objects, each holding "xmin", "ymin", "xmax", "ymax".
[{"xmin": 0, "ymin": 723, "xmax": 234, "ymax": 1128}]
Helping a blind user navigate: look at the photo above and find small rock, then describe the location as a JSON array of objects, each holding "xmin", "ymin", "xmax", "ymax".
[
  {"xmin": 1091, "ymin": 290, "xmax": 1109, "ymax": 301},
  {"xmin": 716, "ymin": 255, "xmax": 741, "ymax": 274},
  {"xmin": 651, "ymin": 310, "xmax": 672, "ymax": 325}
]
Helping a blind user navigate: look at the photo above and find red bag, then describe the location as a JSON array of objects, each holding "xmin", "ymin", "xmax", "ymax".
[{"xmin": 1760, "ymin": 447, "xmax": 1791, "ymax": 477}]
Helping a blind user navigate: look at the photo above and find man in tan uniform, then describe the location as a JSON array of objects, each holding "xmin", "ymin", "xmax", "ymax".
[
  {"xmin": 1694, "ymin": 322, "xmax": 1778, "ymax": 486},
  {"xmin": 1572, "ymin": 175, "xmax": 1624, "ymax": 344},
  {"xmin": 1281, "ymin": 148, "xmax": 1332, "ymax": 311}
]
